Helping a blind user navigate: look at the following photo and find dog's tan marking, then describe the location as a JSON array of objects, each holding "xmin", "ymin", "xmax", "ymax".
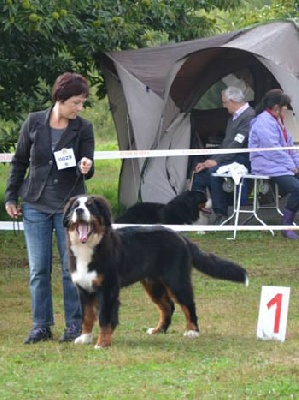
[
  {"xmin": 82, "ymin": 302, "xmax": 96, "ymax": 334},
  {"xmin": 180, "ymin": 305, "xmax": 199, "ymax": 332},
  {"xmin": 95, "ymin": 326, "xmax": 112, "ymax": 348},
  {"xmin": 147, "ymin": 304, "xmax": 170, "ymax": 334},
  {"xmin": 92, "ymin": 274, "xmax": 104, "ymax": 287},
  {"xmin": 142, "ymin": 280, "xmax": 173, "ymax": 334},
  {"xmin": 93, "ymin": 217, "xmax": 106, "ymax": 234},
  {"xmin": 166, "ymin": 287, "xmax": 199, "ymax": 334}
]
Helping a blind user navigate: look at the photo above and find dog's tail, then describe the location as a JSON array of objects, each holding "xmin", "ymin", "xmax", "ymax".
[{"xmin": 185, "ymin": 238, "xmax": 249, "ymax": 286}]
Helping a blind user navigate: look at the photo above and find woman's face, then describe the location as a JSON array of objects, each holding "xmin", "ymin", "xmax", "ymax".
[
  {"xmin": 280, "ymin": 105, "xmax": 288, "ymax": 119},
  {"xmin": 59, "ymin": 94, "xmax": 87, "ymax": 119},
  {"xmin": 272, "ymin": 104, "xmax": 288, "ymax": 119}
]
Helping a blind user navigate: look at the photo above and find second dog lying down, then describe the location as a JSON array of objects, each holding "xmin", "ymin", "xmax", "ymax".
[{"xmin": 115, "ymin": 190, "xmax": 208, "ymax": 224}]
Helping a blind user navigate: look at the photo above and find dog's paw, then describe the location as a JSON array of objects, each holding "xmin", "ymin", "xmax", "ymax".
[
  {"xmin": 245, "ymin": 275, "xmax": 250, "ymax": 287},
  {"xmin": 74, "ymin": 333, "xmax": 93, "ymax": 344},
  {"xmin": 147, "ymin": 327, "xmax": 164, "ymax": 335},
  {"xmin": 183, "ymin": 330, "xmax": 200, "ymax": 338},
  {"xmin": 94, "ymin": 343, "xmax": 111, "ymax": 350}
]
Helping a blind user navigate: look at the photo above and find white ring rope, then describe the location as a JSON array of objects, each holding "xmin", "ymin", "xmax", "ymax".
[
  {"xmin": 1, "ymin": 146, "xmax": 298, "ymax": 233},
  {"xmin": 1, "ymin": 145, "xmax": 299, "ymax": 162},
  {"xmin": 0, "ymin": 221, "xmax": 297, "ymax": 233}
]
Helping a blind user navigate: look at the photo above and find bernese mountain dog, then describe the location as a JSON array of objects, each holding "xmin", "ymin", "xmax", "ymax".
[
  {"xmin": 63, "ymin": 195, "xmax": 248, "ymax": 349},
  {"xmin": 115, "ymin": 190, "xmax": 208, "ymax": 224}
]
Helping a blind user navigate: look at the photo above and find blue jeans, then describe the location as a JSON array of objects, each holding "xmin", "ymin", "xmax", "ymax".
[
  {"xmin": 22, "ymin": 203, "xmax": 82, "ymax": 329},
  {"xmin": 192, "ymin": 155, "xmax": 250, "ymax": 216},
  {"xmin": 192, "ymin": 164, "xmax": 230, "ymax": 216},
  {"xmin": 272, "ymin": 175, "xmax": 299, "ymax": 213}
]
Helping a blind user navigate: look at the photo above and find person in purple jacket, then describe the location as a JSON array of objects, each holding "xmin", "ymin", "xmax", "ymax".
[{"xmin": 249, "ymin": 89, "xmax": 299, "ymax": 239}]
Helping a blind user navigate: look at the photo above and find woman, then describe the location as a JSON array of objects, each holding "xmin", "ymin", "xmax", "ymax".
[
  {"xmin": 5, "ymin": 72, "xmax": 95, "ymax": 343},
  {"xmin": 249, "ymin": 89, "xmax": 299, "ymax": 239}
]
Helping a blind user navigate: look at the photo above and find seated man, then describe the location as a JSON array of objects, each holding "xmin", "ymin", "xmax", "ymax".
[{"xmin": 191, "ymin": 86, "xmax": 255, "ymax": 224}]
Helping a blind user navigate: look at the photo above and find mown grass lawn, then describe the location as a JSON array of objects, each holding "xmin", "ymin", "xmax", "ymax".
[
  {"xmin": 1, "ymin": 230, "xmax": 299, "ymax": 399},
  {"xmin": 1, "ymin": 148, "xmax": 299, "ymax": 399}
]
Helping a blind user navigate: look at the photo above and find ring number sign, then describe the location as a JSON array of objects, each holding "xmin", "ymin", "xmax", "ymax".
[{"xmin": 257, "ymin": 286, "xmax": 290, "ymax": 342}]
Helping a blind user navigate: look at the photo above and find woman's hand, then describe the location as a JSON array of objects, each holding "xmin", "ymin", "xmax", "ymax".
[
  {"xmin": 5, "ymin": 203, "xmax": 22, "ymax": 219},
  {"xmin": 80, "ymin": 157, "xmax": 93, "ymax": 175}
]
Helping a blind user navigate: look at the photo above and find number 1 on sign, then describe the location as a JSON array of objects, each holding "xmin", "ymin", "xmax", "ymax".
[
  {"xmin": 267, "ymin": 293, "xmax": 282, "ymax": 334},
  {"xmin": 257, "ymin": 286, "xmax": 290, "ymax": 342}
]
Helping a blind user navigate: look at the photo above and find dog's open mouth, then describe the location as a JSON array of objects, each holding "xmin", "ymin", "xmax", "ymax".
[
  {"xmin": 76, "ymin": 222, "xmax": 91, "ymax": 243},
  {"xmin": 199, "ymin": 202, "xmax": 212, "ymax": 215}
]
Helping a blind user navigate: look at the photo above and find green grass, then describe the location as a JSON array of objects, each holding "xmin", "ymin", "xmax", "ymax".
[
  {"xmin": 1, "ymin": 232, "xmax": 299, "ymax": 399},
  {"xmin": 1, "ymin": 144, "xmax": 299, "ymax": 399}
]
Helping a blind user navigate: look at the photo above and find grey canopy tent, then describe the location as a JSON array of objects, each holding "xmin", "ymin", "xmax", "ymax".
[{"xmin": 101, "ymin": 20, "xmax": 299, "ymax": 207}]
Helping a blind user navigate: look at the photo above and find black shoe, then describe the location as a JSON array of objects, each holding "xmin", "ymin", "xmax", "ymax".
[
  {"xmin": 213, "ymin": 214, "xmax": 228, "ymax": 225},
  {"xmin": 59, "ymin": 324, "xmax": 81, "ymax": 342},
  {"xmin": 24, "ymin": 327, "xmax": 52, "ymax": 344}
]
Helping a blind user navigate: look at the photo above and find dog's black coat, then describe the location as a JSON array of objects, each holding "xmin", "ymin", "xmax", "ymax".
[
  {"xmin": 115, "ymin": 190, "xmax": 207, "ymax": 224},
  {"xmin": 63, "ymin": 195, "xmax": 248, "ymax": 348}
]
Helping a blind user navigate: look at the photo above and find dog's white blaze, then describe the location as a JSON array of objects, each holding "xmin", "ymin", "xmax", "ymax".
[
  {"xmin": 71, "ymin": 196, "xmax": 91, "ymax": 222},
  {"xmin": 70, "ymin": 243, "xmax": 98, "ymax": 291},
  {"xmin": 75, "ymin": 333, "xmax": 93, "ymax": 345}
]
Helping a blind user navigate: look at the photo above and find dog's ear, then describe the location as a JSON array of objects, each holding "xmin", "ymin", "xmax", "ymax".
[
  {"xmin": 63, "ymin": 196, "xmax": 76, "ymax": 227},
  {"xmin": 191, "ymin": 190, "xmax": 207, "ymax": 210},
  {"xmin": 93, "ymin": 196, "xmax": 112, "ymax": 227},
  {"xmin": 197, "ymin": 190, "xmax": 207, "ymax": 203}
]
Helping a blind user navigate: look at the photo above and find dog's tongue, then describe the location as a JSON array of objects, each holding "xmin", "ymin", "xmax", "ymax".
[{"xmin": 77, "ymin": 223, "xmax": 90, "ymax": 243}]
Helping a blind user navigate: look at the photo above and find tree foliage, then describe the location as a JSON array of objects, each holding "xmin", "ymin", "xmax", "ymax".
[
  {"xmin": 0, "ymin": 0, "xmax": 298, "ymax": 149},
  {"xmin": 226, "ymin": 0, "xmax": 299, "ymax": 29},
  {"xmin": 1, "ymin": 0, "xmax": 241, "ymax": 123}
]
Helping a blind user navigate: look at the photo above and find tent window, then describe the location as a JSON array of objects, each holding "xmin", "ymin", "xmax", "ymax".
[
  {"xmin": 195, "ymin": 69, "xmax": 255, "ymax": 110},
  {"xmin": 195, "ymin": 80, "xmax": 226, "ymax": 110}
]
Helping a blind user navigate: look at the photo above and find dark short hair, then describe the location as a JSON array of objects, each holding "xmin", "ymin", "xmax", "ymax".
[
  {"xmin": 264, "ymin": 89, "xmax": 291, "ymax": 108},
  {"xmin": 256, "ymin": 88, "xmax": 291, "ymax": 114},
  {"xmin": 52, "ymin": 72, "xmax": 90, "ymax": 102}
]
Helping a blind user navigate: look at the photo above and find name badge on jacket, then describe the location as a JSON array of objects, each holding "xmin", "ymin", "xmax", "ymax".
[{"xmin": 54, "ymin": 148, "xmax": 76, "ymax": 170}]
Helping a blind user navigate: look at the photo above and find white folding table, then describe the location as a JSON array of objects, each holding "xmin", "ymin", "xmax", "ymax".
[{"xmin": 211, "ymin": 173, "xmax": 282, "ymax": 239}]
